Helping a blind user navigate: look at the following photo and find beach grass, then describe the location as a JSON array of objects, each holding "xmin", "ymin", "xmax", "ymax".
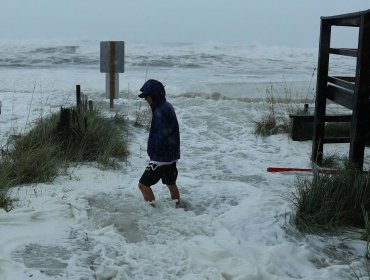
[
  {"xmin": 292, "ymin": 164, "xmax": 370, "ymax": 232},
  {"xmin": 135, "ymin": 101, "xmax": 151, "ymax": 129},
  {"xmin": 253, "ymin": 112, "xmax": 278, "ymax": 136},
  {"xmin": 0, "ymin": 188, "xmax": 12, "ymax": 211},
  {"xmin": 253, "ymin": 82, "xmax": 313, "ymax": 136},
  {"xmin": 254, "ymin": 92, "xmax": 354, "ymax": 141},
  {"xmin": 60, "ymin": 109, "xmax": 129, "ymax": 166},
  {"xmin": 0, "ymin": 108, "xmax": 129, "ymax": 209}
]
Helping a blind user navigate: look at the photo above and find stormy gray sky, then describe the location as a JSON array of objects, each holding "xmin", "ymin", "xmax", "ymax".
[{"xmin": 1, "ymin": 0, "xmax": 369, "ymax": 48}]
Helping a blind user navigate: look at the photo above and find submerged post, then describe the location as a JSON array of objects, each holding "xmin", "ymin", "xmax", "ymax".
[{"xmin": 100, "ymin": 41, "xmax": 125, "ymax": 109}]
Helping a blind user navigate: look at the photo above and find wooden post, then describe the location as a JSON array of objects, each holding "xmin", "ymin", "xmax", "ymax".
[
  {"xmin": 84, "ymin": 116, "xmax": 88, "ymax": 131},
  {"xmin": 109, "ymin": 42, "xmax": 116, "ymax": 109},
  {"xmin": 312, "ymin": 20, "xmax": 331, "ymax": 164},
  {"xmin": 82, "ymin": 94, "xmax": 88, "ymax": 111},
  {"xmin": 76, "ymin": 85, "xmax": 81, "ymax": 110},
  {"xmin": 349, "ymin": 13, "xmax": 370, "ymax": 170},
  {"xmin": 304, "ymin": 103, "xmax": 309, "ymax": 113},
  {"xmin": 88, "ymin": 100, "xmax": 94, "ymax": 111},
  {"xmin": 59, "ymin": 107, "xmax": 71, "ymax": 133},
  {"xmin": 65, "ymin": 108, "xmax": 71, "ymax": 131}
]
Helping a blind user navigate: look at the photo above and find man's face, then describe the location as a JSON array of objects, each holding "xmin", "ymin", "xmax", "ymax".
[{"xmin": 145, "ymin": 96, "xmax": 153, "ymax": 105}]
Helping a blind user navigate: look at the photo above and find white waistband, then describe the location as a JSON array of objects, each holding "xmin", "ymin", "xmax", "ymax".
[{"xmin": 149, "ymin": 160, "xmax": 177, "ymax": 166}]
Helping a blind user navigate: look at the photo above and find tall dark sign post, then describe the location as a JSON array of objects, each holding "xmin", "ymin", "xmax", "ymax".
[{"xmin": 100, "ymin": 41, "xmax": 125, "ymax": 109}]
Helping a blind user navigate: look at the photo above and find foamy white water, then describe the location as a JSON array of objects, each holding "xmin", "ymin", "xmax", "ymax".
[{"xmin": 0, "ymin": 40, "xmax": 367, "ymax": 279}]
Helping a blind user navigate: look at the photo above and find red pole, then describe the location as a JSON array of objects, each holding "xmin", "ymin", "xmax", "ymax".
[{"xmin": 267, "ymin": 167, "xmax": 338, "ymax": 174}]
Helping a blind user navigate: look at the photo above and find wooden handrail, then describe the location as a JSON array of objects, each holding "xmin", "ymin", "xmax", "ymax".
[
  {"xmin": 328, "ymin": 76, "xmax": 355, "ymax": 91},
  {"xmin": 321, "ymin": 9, "xmax": 370, "ymax": 26},
  {"xmin": 329, "ymin": 48, "xmax": 358, "ymax": 57}
]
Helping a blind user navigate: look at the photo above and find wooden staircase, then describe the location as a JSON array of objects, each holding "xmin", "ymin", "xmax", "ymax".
[{"xmin": 312, "ymin": 9, "xmax": 370, "ymax": 170}]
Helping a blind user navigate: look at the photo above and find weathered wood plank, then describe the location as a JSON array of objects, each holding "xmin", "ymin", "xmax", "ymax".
[
  {"xmin": 323, "ymin": 137, "xmax": 351, "ymax": 144},
  {"xmin": 328, "ymin": 76, "xmax": 355, "ymax": 91},
  {"xmin": 289, "ymin": 114, "xmax": 351, "ymax": 122},
  {"xmin": 329, "ymin": 48, "xmax": 358, "ymax": 57},
  {"xmin": 325, "ymin": 85, "xmax": 354, "ymax": 110}
]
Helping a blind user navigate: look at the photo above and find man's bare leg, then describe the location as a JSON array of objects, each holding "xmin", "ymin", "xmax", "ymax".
[
  {"xmin": 167, "ymin": 184, "xmax": 180, "ymax": 206},
  {"xmin": 138, "ymin": 183, "xmax": 155, "ymax": 206}
]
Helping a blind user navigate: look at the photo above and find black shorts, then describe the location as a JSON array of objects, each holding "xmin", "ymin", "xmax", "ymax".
[{"xmin": 139, "ymin": 162, "xmax": 178, "ymax": 187}]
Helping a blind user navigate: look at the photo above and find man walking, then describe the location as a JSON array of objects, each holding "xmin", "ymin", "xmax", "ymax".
[{"xmin": 137, "ymin": 79, "xmax": 181, "ymax": 207}]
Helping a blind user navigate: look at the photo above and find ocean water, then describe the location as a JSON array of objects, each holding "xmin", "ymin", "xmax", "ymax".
[
  {"xmin": 0, "ymin": 40, "xmax": 356, "ymax": 97},
  {"xmin": 0, "ymin": 40, "xmax": 366, "ymax": 280},
  {"xmin": 0, "ymin": 40, "xmax": 357, "ymax": 146}
]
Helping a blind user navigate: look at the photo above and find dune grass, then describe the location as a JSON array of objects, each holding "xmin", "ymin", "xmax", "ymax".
[
  {"xmin": 253, "ymin": 81, "xmax": 315, "ymax": 136},
  {"xmin": 292, "ymin": 164, "xmax": 370, "ymax": 232},
  {"xmin": 0, "ymin": 108, "xmax": 128, "ymax": 210},
  {"xmin": 0, "ymin": 188, "xmax": 12, "ymax": 211}
]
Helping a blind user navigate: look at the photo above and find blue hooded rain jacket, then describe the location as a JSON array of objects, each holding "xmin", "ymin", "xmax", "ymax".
[{"xmin": 139, "ymin": 80, "xmax": 180, "ymax": 162}]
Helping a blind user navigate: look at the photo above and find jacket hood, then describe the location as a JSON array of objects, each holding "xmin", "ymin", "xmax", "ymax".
[{"xmin": 138, "ymin": 79, "xmax": 166, "ymax": 103}]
